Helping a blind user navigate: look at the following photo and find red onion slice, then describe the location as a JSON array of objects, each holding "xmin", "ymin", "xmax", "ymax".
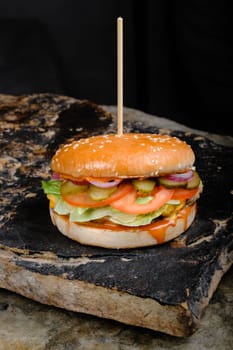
[
  {"xmin": 52, "ymin": 172, "xmax": 61, "ymax": 180},
  {"xmin": 88, "ymin": 179, "xmax": 123, "ymax": 188},
  {"xmin": 166, "ymin": 170, "xmax": 194, "ymax": 182}
]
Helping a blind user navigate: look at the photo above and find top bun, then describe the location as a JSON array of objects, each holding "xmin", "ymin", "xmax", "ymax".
[{"xmin": 51, "ymin": 133, "xmax": 195, "ymax": 178}]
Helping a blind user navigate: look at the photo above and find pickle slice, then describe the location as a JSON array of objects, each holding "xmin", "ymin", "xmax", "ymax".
[
  {"xmin": 132, "ymin": 179, "xmax": 156, "ymax": 193},
  {"xmin": 186, "ymin": 171, "xmax": 201, "ymax": 189},
  {"xmin": 88, "ymin": 185, "xmax": 116, "ymax": 200},
  {"xmin": 158, "ymin": 177, "xmax": 187, "ymax": 188},
  {"xmin": 61, "ymin": 181, "xmax": 88, "ymax": 195}
]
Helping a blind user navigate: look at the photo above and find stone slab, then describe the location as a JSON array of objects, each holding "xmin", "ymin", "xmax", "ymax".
[{"xmin": 0, "ymin": 93, "xmax": 232, "ymax": 338}]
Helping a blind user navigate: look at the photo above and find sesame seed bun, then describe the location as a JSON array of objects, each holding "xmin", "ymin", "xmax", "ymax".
[{"xmin": 51, "ymin": 133, "xmax": 195, "ymax": 179}]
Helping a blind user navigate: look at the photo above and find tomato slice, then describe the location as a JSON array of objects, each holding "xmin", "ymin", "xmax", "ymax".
[
  {"xmin": 110, "ymin": 186, "xmax": 174, "ymax": 214},
  {"xmin": 62, "ymin": 183, "xmax": 133, "ymax": 207},
  {"xmin": 172, "ymin": 188, "xmax": 199, "ymax": 200}
]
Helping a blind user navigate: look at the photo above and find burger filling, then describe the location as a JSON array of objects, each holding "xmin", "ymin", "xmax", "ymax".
[{"xmin": 42, "ymin": 170, "xmax": 202, "ymax": 227}]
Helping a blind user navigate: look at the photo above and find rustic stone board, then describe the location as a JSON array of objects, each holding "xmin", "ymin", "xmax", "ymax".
[{"xmin": 0, "ymin": 93, "xmax": 232, "ymax": 337}]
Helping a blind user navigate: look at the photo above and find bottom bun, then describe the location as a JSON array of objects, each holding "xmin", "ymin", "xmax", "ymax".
[{"xmin": 49, "ymin": 203, "xmax": 196, "ymax": 249}]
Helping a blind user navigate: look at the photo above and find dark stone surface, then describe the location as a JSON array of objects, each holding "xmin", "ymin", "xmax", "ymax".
[{"xmin": 0, "ymin": 93, "xmax": 232, "ymax": 334}]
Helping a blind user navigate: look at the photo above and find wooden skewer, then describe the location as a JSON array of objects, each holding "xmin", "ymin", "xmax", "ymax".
[{"xmin": 117, "ymin": 17, "xmax": 123, "ymax": 135}]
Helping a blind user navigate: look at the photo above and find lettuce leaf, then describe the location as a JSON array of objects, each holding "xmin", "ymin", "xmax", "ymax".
[
  {"xmin": 42, "ymin": 180, "xmax": 61, "ymax": 196},
  {"xmin": 70, "ymin": 206, "xmax": 111, "ymax": 222},
  {"xmin": 109, "ymin": 206, "xmax": 166, "ymax": 226}
]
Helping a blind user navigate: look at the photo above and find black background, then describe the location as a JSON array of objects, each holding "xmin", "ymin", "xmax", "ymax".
[{"xmin": 0, "ymin": 0, "xmax": 232, "ymax": 135}]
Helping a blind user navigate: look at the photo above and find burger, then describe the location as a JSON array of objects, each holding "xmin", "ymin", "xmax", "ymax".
[{"xmin": 42, "ymin": 133, "xmax": 203, "ymax": 249}]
